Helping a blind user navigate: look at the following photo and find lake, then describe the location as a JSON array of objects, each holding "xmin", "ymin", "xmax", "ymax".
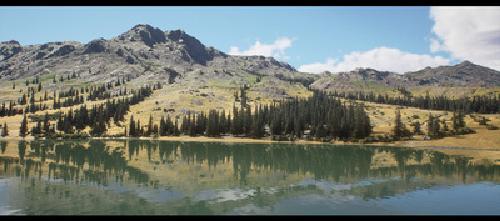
[{"xmin": 0, "ymin": 139, "xmax": 499, "ymax": 215}]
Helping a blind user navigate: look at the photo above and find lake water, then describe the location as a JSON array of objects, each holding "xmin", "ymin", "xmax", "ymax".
[{"xmin": 0, "ymin": 139, "xmax": 499, "ymax": 215}]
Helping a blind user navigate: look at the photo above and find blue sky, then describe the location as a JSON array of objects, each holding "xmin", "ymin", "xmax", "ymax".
[{"xmin": 1, "ymin": 7, "xmax": 499, "ymax": 73}]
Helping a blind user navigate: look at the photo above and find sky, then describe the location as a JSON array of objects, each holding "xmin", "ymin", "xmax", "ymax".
[{"xmin": 1, "ymin": 6, "xmax": 499, "ymax": 73}]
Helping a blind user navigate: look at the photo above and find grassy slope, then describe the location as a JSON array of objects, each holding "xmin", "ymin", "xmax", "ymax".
[{"xmin": 1, "ymin": 71, "xmax": 499, "ymax": 165}]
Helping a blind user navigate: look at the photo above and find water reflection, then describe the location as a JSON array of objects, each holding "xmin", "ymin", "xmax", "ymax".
[{"xmin": 0, "ymin": 139, "xmax": 499, "ymax": 215}]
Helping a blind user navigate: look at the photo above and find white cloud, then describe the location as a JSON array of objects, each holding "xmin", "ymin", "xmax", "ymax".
[
  {"xmin": 297, "ymin": 58, "xmax": 337, "ymax": 74},
  {"xmin": 430, "ymin": 7, "xmax": 500, "ymax": 70},
  {"xmin": 228, "ymin": 37, "xmax": 293, "ymax": 60},
  {"xmin": 298, "ymin": 47, "xmax": 450, "ymax": 74}
]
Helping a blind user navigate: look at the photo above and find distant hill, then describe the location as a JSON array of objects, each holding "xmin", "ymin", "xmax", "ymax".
[
  {"xmin": 310, "ymin": 68, "xmax": 405, "ymax": 93},
  {"xmin": 403, "ymin": 61, "xmax": 500, "ymax": 87},
  {"xmin": 310, "ymin": 62, "xmax": 500, "ymax": 96}
]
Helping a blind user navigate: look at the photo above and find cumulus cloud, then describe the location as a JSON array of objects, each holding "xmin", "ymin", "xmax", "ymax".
[
  {"xmin": 430, "ymin": 7, "xmax": 500, "ymax": 70},
  {"xmin": 228, "ymin": 37, "xmax": 293, "ymax": 60},
  {"xmin": 298, "ymin": 47, "xmax": 450, "ymax": 74},
  {"xmin": 297, "ymin": 58, "xmax": 337, "ymax": 74}
]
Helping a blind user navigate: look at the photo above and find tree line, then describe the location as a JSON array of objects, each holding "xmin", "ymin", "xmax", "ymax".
[
  {"xmin": 0, "ymin": 101, "xmax": 23, "ymax": 117},
  {"xmin": 20, "ymin": 85, "xmax": 156, "ymax": 137},
  {"xmin": 392, "ymin": 107, "xmax": 471, "ymax": 141},
  {"xmin": 128, "ymin": 91, "xmax": 372, "ymax": 141},
  {"xmin": 333, "ymin": 90, "xmax": 499, "ymax": 114}
]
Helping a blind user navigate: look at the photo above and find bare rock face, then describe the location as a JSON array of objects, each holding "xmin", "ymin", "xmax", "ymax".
[
  {"xmin": 0, "ymin": 40, "xmax": 22, "ymax": 61},
  {"xmin": 83, "ymin": 39, "xmax": 107, "ymax": 54},
  {"xmin": 52, "ymin": 44, "xmax": 75, "ymax": 56},
  {"xmin": 310, "ymin": 68, "xmax": 405, "ymax": 92},
  {"xmin": 404, "ymin": 61, "xmax": 500, "ymax": 87},
  {"xmin": 166, "ymin": 29, "xmax": 224, "ymax": 65},
  {"xmin": 1, "ymin": 24, "xmax": 497, "ymax": 92},
  {"xmin": 312, "ymin": 61, "xmax": 500, "ymax": 93},
  {"xmin": 0, "ymin": 24, "xmax": 305, "ymax": 86},
  {"xmin": 119, "ymin": 24, "xmax": 167, "ymax": 47}
]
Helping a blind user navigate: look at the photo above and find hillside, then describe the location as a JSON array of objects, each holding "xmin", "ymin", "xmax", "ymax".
[
  {"xmin": 0, "ymin": 24, "xmax": 319, "ymax": 137},
  {"xmin": 310, "ymin": 62, "xmax": 500, "ymax": 97},
  {"xmin": 0, "ymin": 24, "xmax": 499, "ymax": 143},
  {"xmin": 404, "ymin": 61, "xmax": 500, "ymax": 87}
]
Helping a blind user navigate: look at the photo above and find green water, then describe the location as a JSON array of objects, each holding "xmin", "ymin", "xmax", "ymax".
[{"xmin": 0, "ymin": 139, "xmax": 499, "ymax": 215}]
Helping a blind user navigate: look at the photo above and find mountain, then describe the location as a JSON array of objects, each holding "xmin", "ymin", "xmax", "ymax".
[
  {"xmin": 311, "ymin": 62, "xmax": 500, "ymax": 95},
  {"xmin": 0, "ymin": 24, "xmax": 301, "ymax": 81},
  {"xmin": 310, "ymin": 68, "xmax": 406, "ymax": 93},
  {"xmin": 403, "ymin": 61, "xmax": 500, "ymax": 87},
  {"xmin": 1, "ymin": 24, "xmax": 498, "ymax": 100}
]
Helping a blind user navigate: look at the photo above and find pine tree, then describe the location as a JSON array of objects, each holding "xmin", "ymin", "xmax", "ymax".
[
  {"xmin": 43, "ymin": 112, "xmax": 50, "ymax": 136},
  {"xmin": 147, "ymin": 115, "xmax": 153, "ymax": 136},
  {"xmin": 173, "ymin": 117, "xmax": 180, "ymax": 136},
  {"xmin": 413, "ymin": 121, "xmax": 421, "ymax": 134},
  {"xmin": 19, "ymin": 114, "xmax": 28, "ymax": 137},
  {"xmin": 1, "ymin": 122, "xmax": 7, "ymax": 137},
  {"xmin": 159, "ymin": 116, "xmax": 166, "ymax": 136},
  {"xmin": 427, "ymin": 114, "xmax": 434, "ymax": 138},
  {"xmin": 393, "ymin": 108, "xmax": 403, "ymax": 140},
  {"xmin": 129, "ymin": 115, "xmax": 136, "ymax": 137},
  {"xmin": 427, "ymin": 114, "xmax": 441, "ymax": 139},
  {"xmin": 479, "ymin": 116, "xmax": 487, "ymax": 126},
  {"xmin": 433, "ymin": 117, "xmax": 441, "ymax": 138}
]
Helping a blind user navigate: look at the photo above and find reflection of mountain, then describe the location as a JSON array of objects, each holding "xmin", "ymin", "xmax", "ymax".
[{"xmin": 1, "ymin": 140, "xmax": 499, "ymax": 214}]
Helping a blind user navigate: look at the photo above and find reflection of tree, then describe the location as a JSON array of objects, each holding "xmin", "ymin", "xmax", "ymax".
[
  {"xmin": 455, "ymin": 157, "xmax": 470, "ymax": 184},
  {"xmin": 1, "ymin": 140, "xmax": 151, "ymax": 187},
  {"xmin": 174, "ymin": 200, "xmax": 214, "ymax": 215},
  {"xmin": 18, "ymin": 140, "xmax": 26, "ymax": 163},
  {"xmin": 1, "ymin": 140, "xmax": 500, "ymax": 202},
  {"xmin": 0, "ymin": 140, "xmax": 6, "ymax": 154}
]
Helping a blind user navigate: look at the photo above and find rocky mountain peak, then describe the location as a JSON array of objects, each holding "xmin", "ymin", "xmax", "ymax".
[
  {"xmin": 118, "ymin": 24, "xmax": 167, "ymax": 47},
  {"xmin": 459, "ymin": 60, "xmax": 473, "ymax": 66},
  {"xmin": 165, "ymin": 29, "xmax": 225, "ymax": 65},
  {"xmin": 1, "ymin": 40, "xmax": 20, "ymax": 45},
  {"xmin": 0, "ymin": 40, "xmax": 22, "ymax": 61},
  {"xmin": 83, "ymin": 39, "xmax": 107, "ymax": 54},
  {"xmin": 404, "ymin": 60, "xmax": 500, "ymax": 87}
]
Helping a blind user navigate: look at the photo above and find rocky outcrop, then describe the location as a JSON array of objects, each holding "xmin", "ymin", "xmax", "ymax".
[
  {"xmin": 4, "ymin": 24, "xmax": 497, "ymax": 91},
  {"xmin": 0, "ymin": 40, "xmax": 22, "ymax": 61},
  {"xmin": 310, "ymin": 68, "xmax": 405, "ymax": 92},
  {"xmin": 404, "ymin": 61, "xmax": 500, "ymax": 87},
  {"xmin": 119, "ymin": 24, "xmax": 167, "ymax": 47},
  {"xmin": 166, "ymin": 29, "xmax": 224, "ymax": 65},
  {"xmin": 0, "ymin": 24, "xmax": 304, "ymax": 81},
  {"xmin": 50, "ymin": 44, "xmax": 76, "ymax": 57},
  {"xmin": 83, "ymin": 39, "xmax": 107, "ymax": 54}
]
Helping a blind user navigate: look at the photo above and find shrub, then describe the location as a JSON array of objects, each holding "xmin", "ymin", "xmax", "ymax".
[
  {"xmin": 486, "ymin": 125, "xmax": 499, "ymax": 130},
  {"xmin": 454, "ymin": 127, "xmax": 475, "ymax": 135}
]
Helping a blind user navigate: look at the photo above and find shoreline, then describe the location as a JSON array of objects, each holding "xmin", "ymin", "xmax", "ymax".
[
  {"xmin": 2, "ymin": 134, "xmax": 500, "ymax": 165},
  {"xmin": 2, "ymin": 133, "xmax": 498, "ymax": 150}
]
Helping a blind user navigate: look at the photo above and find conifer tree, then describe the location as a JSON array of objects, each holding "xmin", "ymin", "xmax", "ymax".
[
  {"xmin": 43, "ymin": 112, "xmax": 50, "ymax": 135},
  {"xmin": 19, "ymin": 113, "xmax": 28, "ymax": 137},
  {"xmin": 129, "ymin": 115, "xmax": 136, "ymax": 137},
  {"xmin": 393, "ymin": 108, "xmax": 404, "ymax": 140},
  {"xmin": 413, "ymin": 121, "xmax": 421, "ymax": 134},
  {"xmin": 147, "ymin": 115, "xmax": 153, "ymax": 136},
  {"xmin": 1, "ymin": 122, "xmax": 7, "ymax": 137}
]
